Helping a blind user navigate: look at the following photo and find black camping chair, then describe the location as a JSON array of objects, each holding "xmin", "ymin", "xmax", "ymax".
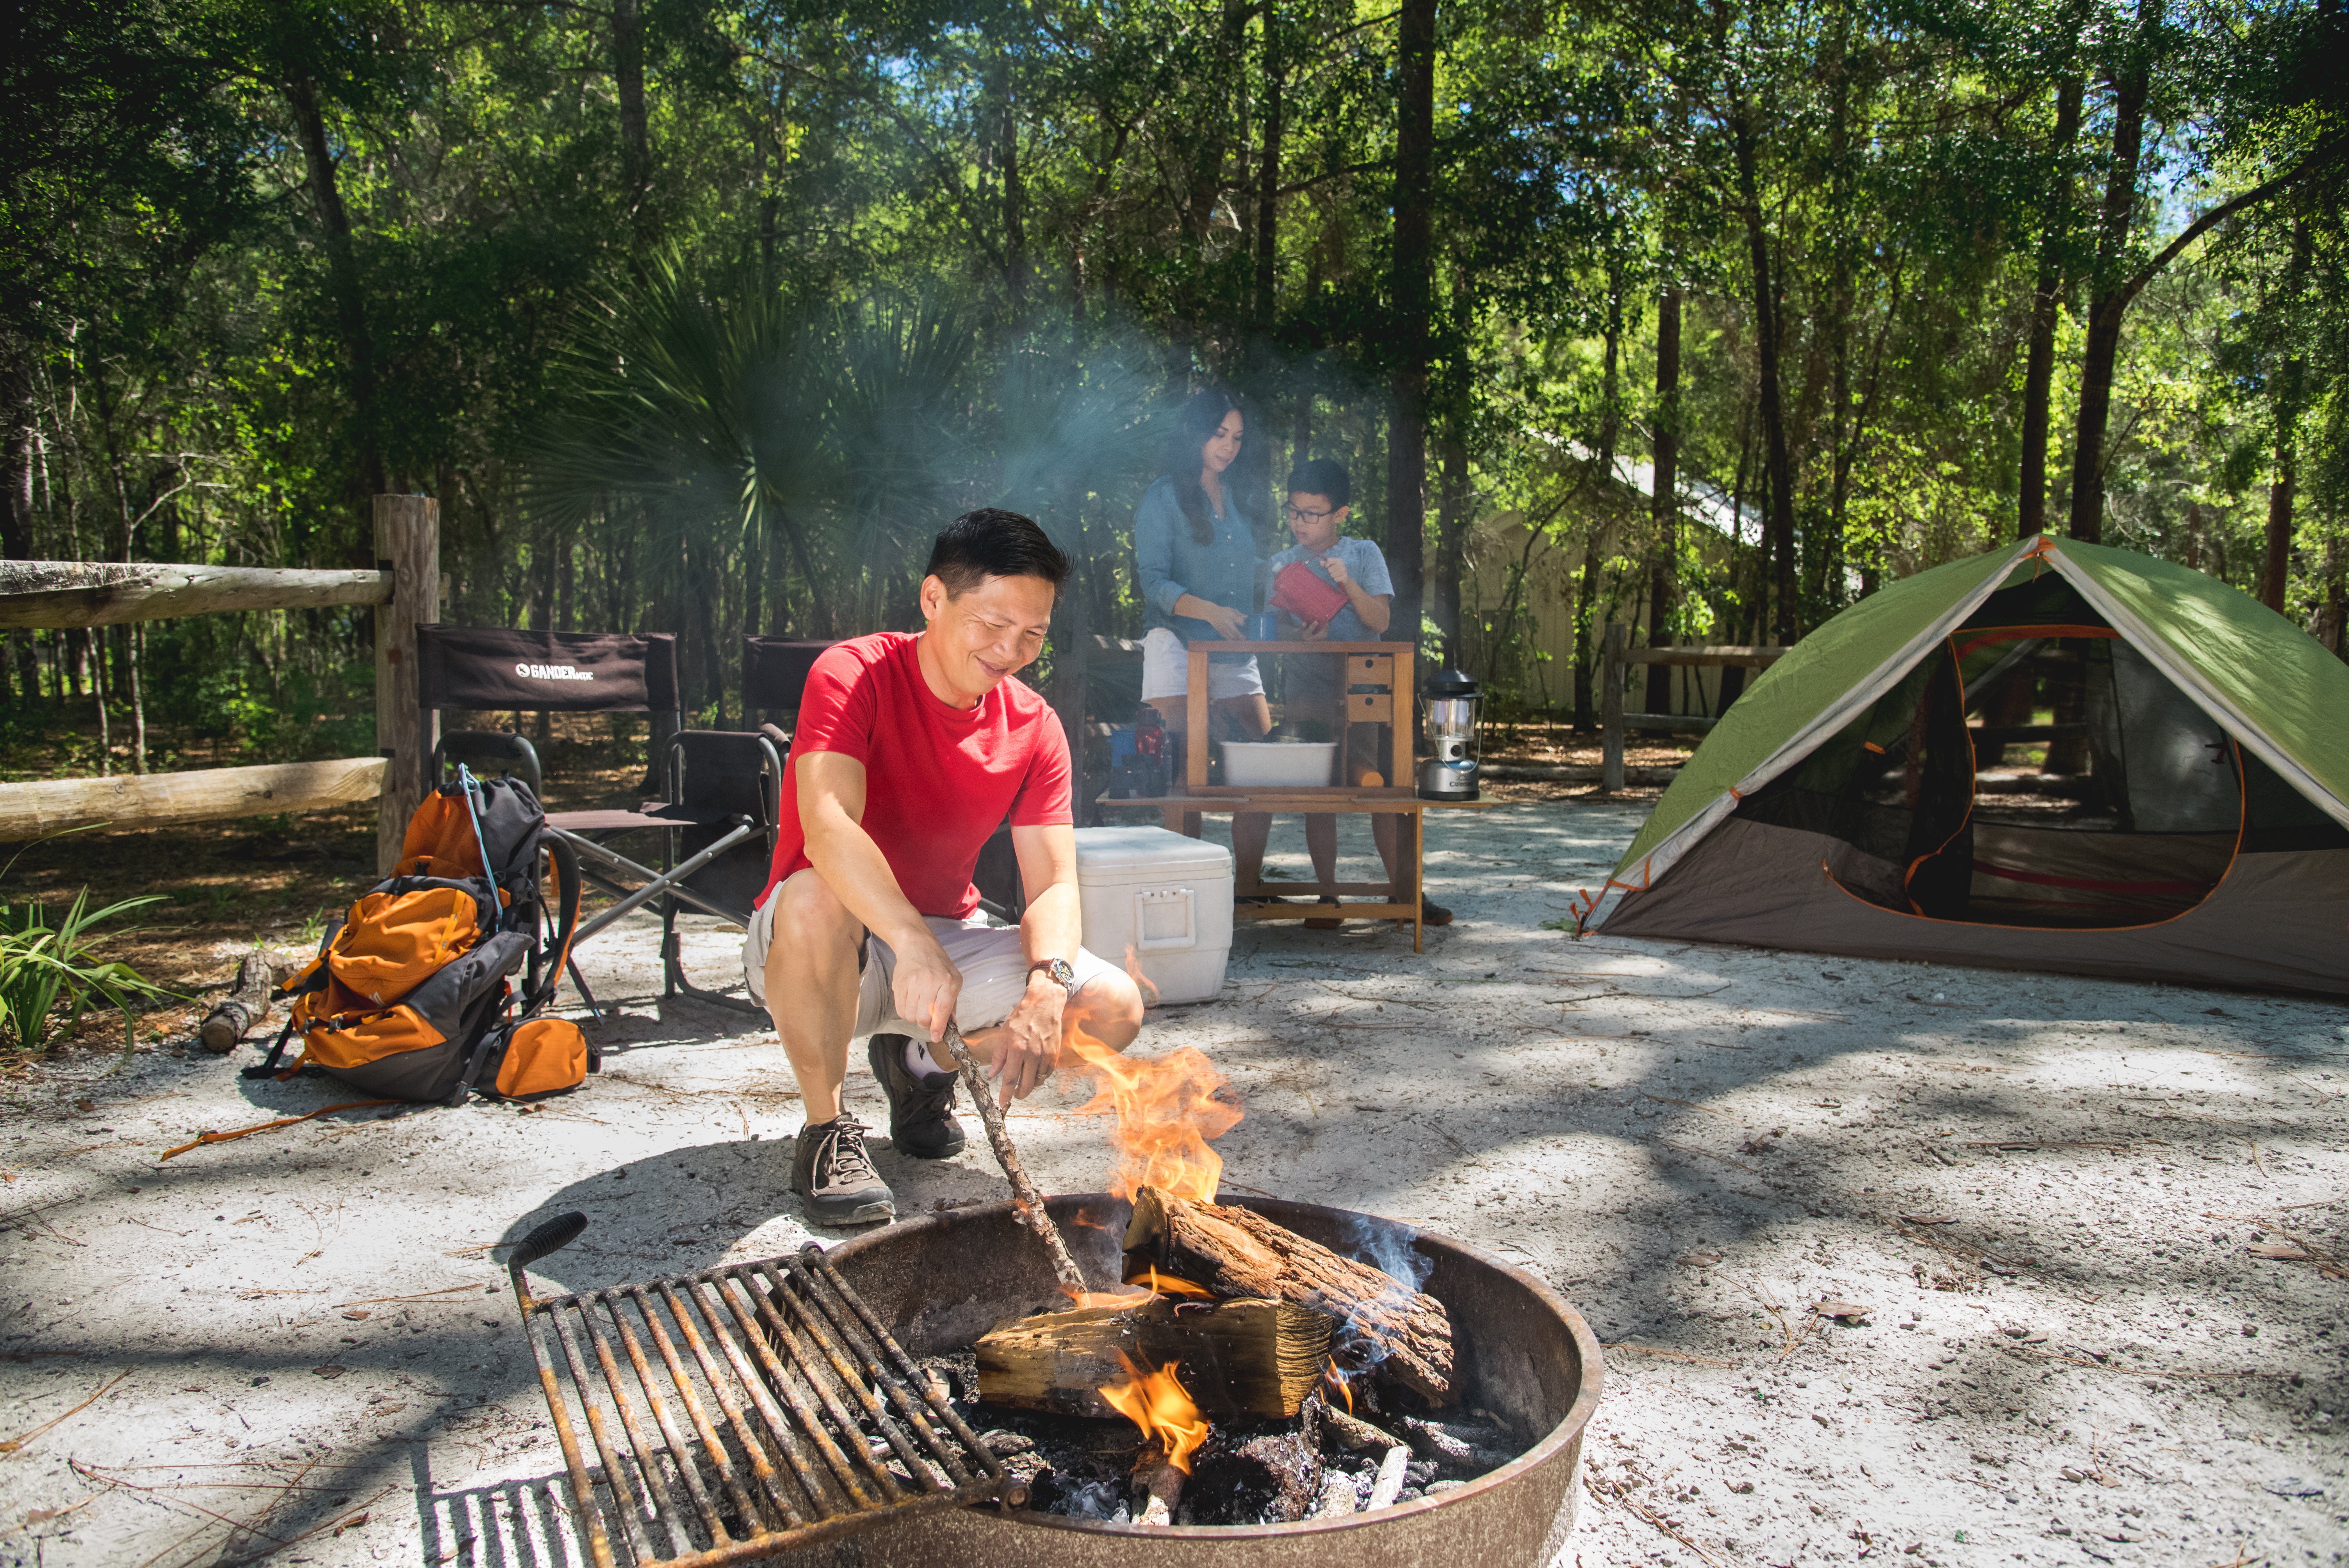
[{"xmin": 419, "ymin": 626, "xmax": 776, "ymax": 1017}]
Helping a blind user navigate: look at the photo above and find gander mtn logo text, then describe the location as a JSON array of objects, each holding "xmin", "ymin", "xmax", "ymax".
[{"xmin": 515, "ymin": 662, "xmax": 595, "ymax": 681}]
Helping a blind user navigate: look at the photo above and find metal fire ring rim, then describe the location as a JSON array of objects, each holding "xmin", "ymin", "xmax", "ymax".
[{"xmin": 823, "ymin": 1190, "xmax": 1607, "ymax": 1540}]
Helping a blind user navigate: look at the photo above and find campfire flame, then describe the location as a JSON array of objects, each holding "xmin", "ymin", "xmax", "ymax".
[
  {"xmin": 1058, "ymin": 1283, "xmax": 1153, "ymax": 1310},
  {"xmin": 1324, "ymin": 1356, "xmax": 1355, "ymax": 1413},
  {"xmin": 1135, "ymin": 1265, "xmax": 1214, "ymax": 1300},
  {"xmin": 1100, "ymin": 1351, "xmax": 1209, "ymax": 1474},
  {"xmin": 1064, "ymin": 1021, "xmax": 1241, "ymax": 1203}
]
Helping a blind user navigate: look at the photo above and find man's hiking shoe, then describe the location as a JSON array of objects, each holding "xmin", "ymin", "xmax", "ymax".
[
  {"xmin": 1420, "ymin": 898, "xmax": 1454, "ymax": 926},
  {"xmin": 791, "ymin": 1115, "xmax": 895, "ymax": 1225},
  {"xmin": 868, "ymin": 1033, "xmax": 966, "ymax": 1159},
  {"xmin": 1304, "ymin": 896, "xmax": 1343, "ymax": 930}
]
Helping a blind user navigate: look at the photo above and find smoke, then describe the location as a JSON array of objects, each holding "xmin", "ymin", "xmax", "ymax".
[
  {"xmin": 1329, "ymin": 1211, "xmax": 1436, "ymax": 1382},
  {"xmin": 1338, "ymin": 1210, "xmax": 1436, "ymax": 1295}
]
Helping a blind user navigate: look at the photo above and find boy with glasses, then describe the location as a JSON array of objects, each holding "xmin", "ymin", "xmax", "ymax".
[{"xmin": 1230, "ymin": 459, "xmax": 1452, "ymax": 928}]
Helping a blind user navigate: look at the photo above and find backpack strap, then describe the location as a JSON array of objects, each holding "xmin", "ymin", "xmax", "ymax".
[{"xmin": 240, "ymin": 1014, "xmax": 300, "ymax": 1081}]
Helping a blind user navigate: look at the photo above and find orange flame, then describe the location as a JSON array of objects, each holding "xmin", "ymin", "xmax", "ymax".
[
  {"xmin": 1324, "ymin": 1356, "xmax": 1355, "ymax": 1413},
  {"xmin": 1064, "ymin": 1022, "xmax": 1241, "ymax": 1203},
  {"xmin": 1100, "ymin": 1351, "xmax": 1209, "ymax": 1473},
  {"xmin": 1134, "ymin": 1265, "xmax": 1214, "ymax": 1300},
  {"xmin": 1059, "ymin": 1283, "xmax": 1154, "ymax": 1310}
]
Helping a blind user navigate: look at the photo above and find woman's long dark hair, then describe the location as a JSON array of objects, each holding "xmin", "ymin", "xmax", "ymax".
[{"xmin": 1159, "ymin": 388, "xmax": 1245, "ymax": 547}]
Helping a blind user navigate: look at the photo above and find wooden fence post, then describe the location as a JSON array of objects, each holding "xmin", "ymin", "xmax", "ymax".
[
  {"xmin": 1601, "ymin": 620, "xmax": 1626, "ymax": 794},
  {"xmin": 375, "ymin": 495, "xmax": 440, "ymax": 874}
]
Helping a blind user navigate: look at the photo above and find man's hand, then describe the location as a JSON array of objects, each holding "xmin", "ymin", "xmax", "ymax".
[
  {"xmin": 1319, "ymin": 552, "xmax": 1353, "ymax": 587},
  {"xmin": 1297, "ymin": 618, "xmax": 1330, "ymax": 641},
  {"xmin": 888, "ymin": 928, "xmax": 964, "ymax": 1043},
  {"xmin": 988, "ymin": 973, "xmax": 1066, "ymax": 1105}
]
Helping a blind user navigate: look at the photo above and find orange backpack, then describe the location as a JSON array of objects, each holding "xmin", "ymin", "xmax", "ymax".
[{"xmin": 249, "ymin": 769, "xmax": 591, "ymax": 1104}]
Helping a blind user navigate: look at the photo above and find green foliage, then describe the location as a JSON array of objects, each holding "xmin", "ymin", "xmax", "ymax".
[
  {"xmin": 0, "ymin": 871, "xmax": 173, "ymax": 1054},
  {"xmin": 4, "ymin": 0, "xmax": 2343, "ymax": 772}
]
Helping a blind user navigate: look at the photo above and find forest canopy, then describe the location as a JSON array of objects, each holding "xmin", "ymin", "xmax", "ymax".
[{"xmin": 4, "ymin": 0, "xmax": 2345, "ymax": 775}]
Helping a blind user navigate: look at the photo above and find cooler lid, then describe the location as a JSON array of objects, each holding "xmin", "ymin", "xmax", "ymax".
[{"xmin": 1073, "ymin": 825, "xmax": 1235, "ymax": 877}]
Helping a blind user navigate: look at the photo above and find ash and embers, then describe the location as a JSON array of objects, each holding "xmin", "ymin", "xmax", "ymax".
[{"xmin": 916, "ymin": 1348, "xmax": 1526, "ymax": 1527}]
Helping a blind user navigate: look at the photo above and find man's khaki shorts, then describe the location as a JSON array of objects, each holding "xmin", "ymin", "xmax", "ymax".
[{"xmin": 743, "ymin": 882, "xmax": 1121, "ymax": 1039}]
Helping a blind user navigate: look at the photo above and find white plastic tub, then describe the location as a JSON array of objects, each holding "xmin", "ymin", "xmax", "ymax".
[
  {"xmin": 1220, "ymin": 739, "xmax": 1339, "ymax": 787},
  {"xmin": 1072, "ymin": 826, "xmax": 1234, "ymax": 1005}
]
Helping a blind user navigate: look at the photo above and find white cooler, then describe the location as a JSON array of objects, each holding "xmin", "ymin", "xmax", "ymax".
[{"xmin": 1073, "ymin": 826, "xmax": 1234, "ymax": 1005}]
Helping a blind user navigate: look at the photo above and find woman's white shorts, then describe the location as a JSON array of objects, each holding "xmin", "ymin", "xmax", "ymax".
[{"xmin": 1139, "ymin": 627, "xmax": 1264, "ymax": 703}]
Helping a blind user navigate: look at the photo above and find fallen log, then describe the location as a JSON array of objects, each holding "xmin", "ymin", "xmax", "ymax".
[
  {"xmin": 1122, "ymin": 1185, "xmax": 1454, "ymax": 1405},
  {"xmin": 975, "ymin": 1295, "xmax": 1332, "ymax": 1420},
  {"xmin": 199, "ymin": 955, "xmax": 275, "ymax": 1054}
]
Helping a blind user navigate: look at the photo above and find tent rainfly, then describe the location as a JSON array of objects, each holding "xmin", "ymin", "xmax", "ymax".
[{"xmin": 1586, "ymin": 536, "xmax": 2349, "ymax": 998}]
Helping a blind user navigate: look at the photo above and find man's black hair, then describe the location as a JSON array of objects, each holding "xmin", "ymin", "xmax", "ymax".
[
  {"xmin": 1286, "ymin": 458, "xmax": 1351, "ymax": 509},
  {"xmin": 925, "ymin": 508, "xmax": 1071, "ymax": 596}
]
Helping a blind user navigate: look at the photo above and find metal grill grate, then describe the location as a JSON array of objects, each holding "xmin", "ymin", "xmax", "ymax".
[{"xmin": 509, "ymin": 1219, "xmax": 1015, "ymax": 1567}]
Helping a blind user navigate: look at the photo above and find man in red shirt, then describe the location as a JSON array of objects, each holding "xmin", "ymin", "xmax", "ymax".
[{"xmin": 742, "ymin": 509, "xmax": 1146, "ymax": 1223}]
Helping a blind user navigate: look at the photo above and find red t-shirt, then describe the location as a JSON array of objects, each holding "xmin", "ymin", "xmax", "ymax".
[{"xmin": 759, "ymin": 632, "xmax": 1073, "ymax": 919}]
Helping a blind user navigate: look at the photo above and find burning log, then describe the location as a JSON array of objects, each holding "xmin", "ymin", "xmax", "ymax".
[
  {"xmin": 1189, "ymin": 1427, "xmax": 1324, "ymax": 1523},
  {"xmin": 1122, "ymin": 1185, "xmax": 1455, "ymax": 1405},
  {"xmin": 1400, "ymin": 1414, "xmax": 1515, "ymax": 1475},
  {"xmin": 975, "ymin": 1294, "xmax": 1332, "ymax": 1419},
  {"xmin": 1099, "ymin": 1352, "xmax": 1208, "ymax": 1528},
  {"xmin": 1137, "ymin": 1454, "xmax": 1184, "ymax": 1526},
  {"xmin": 1322, "ymin": 1403, "xmax": 1403, "ymax": 1452},
  {"xmin": 1311, "ymin": 1470, "xmax": 1360, "ymax": 1518}
]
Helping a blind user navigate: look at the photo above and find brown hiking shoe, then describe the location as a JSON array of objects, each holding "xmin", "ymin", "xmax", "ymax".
[
  {"xmin": 790, "ymin": 1115, "xmax": 895, "ymax": 1226},
  {"xmin": 868, "ymin": 1033, "xmax": 966, "ymax": 1159}
]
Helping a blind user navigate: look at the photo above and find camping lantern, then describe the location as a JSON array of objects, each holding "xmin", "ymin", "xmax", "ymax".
[{"xmin": 1418, "ymin": 668, "xmax": 1483, "ymax": 801}]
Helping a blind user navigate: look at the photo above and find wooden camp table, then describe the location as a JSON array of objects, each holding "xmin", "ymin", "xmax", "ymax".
[
  {"xmin": 1112, "ymin": 788, "xmax": 1500, "ymax": 953},
  {"xmin": 1111, "ymin": 639, "xmax": 1502, "ymax": 953}
]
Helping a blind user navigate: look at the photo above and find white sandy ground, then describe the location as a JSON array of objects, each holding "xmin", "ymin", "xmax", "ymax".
[{"xmin": 1, "ymin": 799, "xmax": 2343, "ymax": 1568}]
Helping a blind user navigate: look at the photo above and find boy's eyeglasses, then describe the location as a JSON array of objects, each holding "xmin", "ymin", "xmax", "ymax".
[{"xmin": 1283, "ymin": 504, "xmax": 1339, "ymax": 523}]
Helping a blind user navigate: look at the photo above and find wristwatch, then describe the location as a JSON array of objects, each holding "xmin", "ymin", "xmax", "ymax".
[{"xmin": 1028, "ymin": 957, "xmax": 1078, "ymax": 994}]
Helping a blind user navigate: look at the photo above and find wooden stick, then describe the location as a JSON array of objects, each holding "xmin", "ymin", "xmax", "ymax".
[
  {"xmin": 1366, "ymin": 1444, "xmax": 1410, "ymax": 1509},
  {"xmin": 939, "ymin": 1023, "xmax": 1084, "ymax": 1290},
  {"xmin": 200, "ymin": 955, "xmax": 274, "ymax": 1054}
]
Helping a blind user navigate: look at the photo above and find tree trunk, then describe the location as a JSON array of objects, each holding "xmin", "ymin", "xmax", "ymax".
[
  {"xmin": 2322, "ymin": 541, "xmax": 2345, "ymax": 658},
  {"xmin": 2260, "ymin": 219, "xmax": 2310, "ymax": 613},
  {"xmin": 1573, "ymin": 267, "xmax": 1625, "ymax": 734},
  {"xmin": 286, "ymin": 77, "xmax": 385, "ymax": 498},
  {"xmin": 1732, "ymin": 102, "xmax": 1799, "ymax": 641},
  {"xmin": 1049, "ymin": 482, "xmax": 1091, "ymax": 816},
  {"xmin": 2066, "ymin": 0, "xmax": 2162, "ymax": 544},
  {"xmin": 1385, "ymin": 0, "xmax": 1436, "ymax": 654},
  {"xmin": 615, "ymin": 0, "xmax": 651, "ymax": 212},
  {"xmin": 1255, "ymin": 4, "xmax": 1283, "ymax": 330},
  {"xmin": 2019, "ymin": 75, "xmax": 2084, "ymax": 537},
  {"xmin": 1645, "ymin": 283, "xmax": 1681, "ymax": 714},
  {"xmin": 0, "ymin": 350, "xmax": 30, "ymax": 561},
  {"xmin": 2260, "ymin": 427, "xmax": 2294, "ymax": 613},
  {"xmin": 996, "ymin": 58, "xmax": 1025, "ymax": 315},
  {"xmin": 1431, "ymin": 432, "xmax": 1469, "ymax": 668}
]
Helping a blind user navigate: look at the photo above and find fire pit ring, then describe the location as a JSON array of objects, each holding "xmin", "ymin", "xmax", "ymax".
[{"xmin": 821, "ymin": 1192, "xmax": 1604, "ymax": 1566}]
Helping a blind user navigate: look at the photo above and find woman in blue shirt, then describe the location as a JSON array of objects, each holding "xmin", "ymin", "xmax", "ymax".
[{"xmin": 1132, "ymin": 389, "xmax": 1270, "ymax": 743}]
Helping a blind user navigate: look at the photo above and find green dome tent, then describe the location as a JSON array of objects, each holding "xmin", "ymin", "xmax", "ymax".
[{"xmin": 1587, "ymin": 536, "xmax": 2349, "ymax": 997}]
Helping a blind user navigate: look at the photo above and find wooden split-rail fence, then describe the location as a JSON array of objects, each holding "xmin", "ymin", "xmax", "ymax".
[
  {"xmin": 0, "ymin": 495, "xmax": 440, "ymax": 875},
  {"xmin": 1597, "ymin": 621, "xmax": 1788, "ymax": 792}
]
